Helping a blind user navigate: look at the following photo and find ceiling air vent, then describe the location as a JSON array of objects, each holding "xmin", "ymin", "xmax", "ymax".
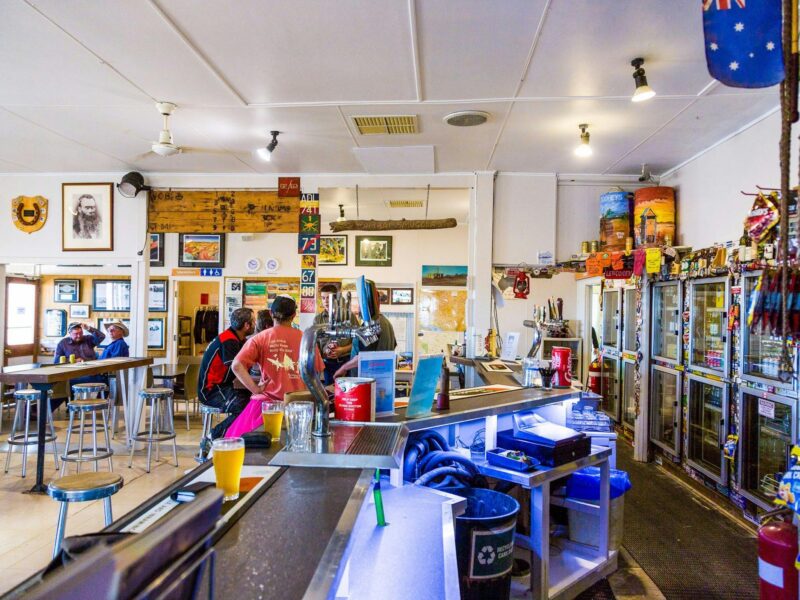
[
  {"xmin": 385, "ymin": 200, "xmax": 424, "ymax": 209},
  {"xmin": 443, "ymin": 110, "xmax": 490, "ymax": 127},
  {"xmin": 352, "ymin": 115, "xmax": 418, "ymax": 135}
]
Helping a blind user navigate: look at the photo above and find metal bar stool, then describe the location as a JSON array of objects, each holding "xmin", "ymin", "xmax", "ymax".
[
  {"xmin": 196, "ymin": 404, "xmax": 223, "ymax": 462},
  {"xmin": 61, "ymin": 383, "xmax": 113, "ymax": 475},
  {"xmin": 128, "ymin": 388, "xmax": 178, "ymax": 473},
  {"xmin": 4, "ymin": 389, "xmax": 59, "ymax": 477},
  {"xmin": 47, "ymin": 472, "xmax": 123, "ymax": 558}
]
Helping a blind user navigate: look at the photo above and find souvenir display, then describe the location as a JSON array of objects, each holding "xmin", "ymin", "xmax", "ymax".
[
  {"xmin": 599, "ymin": 191, "xmax": 631, "ymax": 251},
  {"xmin": 633, "ymin": 187, "xmax": 675, "ymax": 248}
]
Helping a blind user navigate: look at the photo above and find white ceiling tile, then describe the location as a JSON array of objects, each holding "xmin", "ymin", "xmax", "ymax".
[
  {"xmin": 319, "ymin": 187, "xmax": 470, "ymax": 221},
  {"xmin": 27, "ymin": 0, "xmax": 240, "ymax": 107},
  {"xmin": 613, "ymin": 94, "xmax": 780, "ymax": 175},
  {"xmin": 490, "ymin": 98, "xmax": 692, "ymax": 173},
  {"xmin": 0, "ymin": 1, "xmax": 149, "ymax": 106},
  {"xmin": 416, "ymin": 0, "xmax": 547, "ymax": 100},
  {"xmin": 156, "ymin": 0, "xmax": 417, "ymax": 104},
  {"xmin": 521, "ymin": 0, "xmax": 712, "ymax": 98},
  {"xmin": 353, "ymin": 146, "xmax": 435, "ymax": 174}
]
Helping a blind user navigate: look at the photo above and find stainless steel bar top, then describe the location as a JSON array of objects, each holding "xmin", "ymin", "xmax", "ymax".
[{"xmin": 379, "ymin": 385, "xmax": 591, "ymax": 431}]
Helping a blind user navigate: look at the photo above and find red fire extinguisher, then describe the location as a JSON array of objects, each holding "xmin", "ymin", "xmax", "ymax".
[
  {"xmin": 587, "ymin": 354, "xmax": 602, "ymax": 395},
  {"xmin": 758, "ymin": 519, "xmax": 798, "ymax": 600}
]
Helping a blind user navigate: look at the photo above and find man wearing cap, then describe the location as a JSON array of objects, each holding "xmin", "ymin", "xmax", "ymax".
[
  {"xmin": 52, "ymin": 322, "xmax": 106, "ymax": 410},
  {"xmin": 100, "ymin": 321, "xmax": 129, "ymax": 359}
]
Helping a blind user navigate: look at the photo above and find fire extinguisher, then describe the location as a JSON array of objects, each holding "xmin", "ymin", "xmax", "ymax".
[
  {"xmin": 758, "ymin": 513, "xmax": 798, "ymax": 600},
  {"xmin": 586, "ymin": 327, "xmax": 602, "ymax": 395}
]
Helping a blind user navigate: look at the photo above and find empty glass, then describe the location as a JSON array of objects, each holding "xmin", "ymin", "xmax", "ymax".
[
  {"xmin": 285, "ymin": 401, "xmax": 314, "ymax": 451},
  {"xmin": 522, "ymin": 357, "xmax": 541, "ymax": 388}
]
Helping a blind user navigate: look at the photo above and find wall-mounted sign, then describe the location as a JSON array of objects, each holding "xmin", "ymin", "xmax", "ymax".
[
  {"xmin": 278, "ymin": 177, "xmax": 301, "ymax": 197},
  {"xmin": 200, "ymin": 268, "xmax": 223, "ymax": 277},
  {"xmin": 12, "ymin": 195, "xmax": 48, "ymax": 234},
  {"xmin": 171, "ymin": 268, "xmax": 200, "ymax": 277},
  {"xmin": 298, "ymin": 234, "xmax": 320, "ymax": 254}
]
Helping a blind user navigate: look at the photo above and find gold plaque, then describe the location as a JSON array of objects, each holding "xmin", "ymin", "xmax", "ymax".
[{"xmin": 12, "ymin": 195, "xmax": 48, "ymax": 234}]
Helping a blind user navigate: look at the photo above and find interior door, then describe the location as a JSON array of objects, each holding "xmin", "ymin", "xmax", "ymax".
[{"xmin": 4, "ymin": 277, "xmax": 40, "ymax": 365}]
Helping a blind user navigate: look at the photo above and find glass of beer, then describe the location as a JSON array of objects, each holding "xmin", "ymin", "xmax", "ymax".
[
  {"xmin": 211, "ymin": 437, "xmax": 245, "ymax": 501},
  {"xmin": 262, "ymin": 400, "xmax": 284, "ymax": 442}
]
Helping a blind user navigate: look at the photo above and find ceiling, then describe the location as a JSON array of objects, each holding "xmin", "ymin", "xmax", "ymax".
[
  {"xmin": 319, "ymin": 187, "xmax": 470, "ymax": 223},
  {"xmin": 0, "ymin": 0, "xmax": 778, "ymax": 176}
]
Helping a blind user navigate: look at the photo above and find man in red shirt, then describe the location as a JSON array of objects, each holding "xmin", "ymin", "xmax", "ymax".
[
  {"xmin": 198, "ymin": 308, "xmax": 255, "ymax": 442},
  {"xmin": 232, "ymin": 297, "xmax": 323, "ymax": 403}
]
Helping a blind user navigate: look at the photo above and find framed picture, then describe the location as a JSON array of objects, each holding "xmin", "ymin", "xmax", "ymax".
[
  {"xmin": 149, "ymin": 233, "xmax": 165, "ymax": 267},
  {"xmin": 179, "ymin": 233, "xmax": 226, "ymax": 268},
  {"xmin": 421, "ymin": 265, "xmax": 468, "ymax": 287},
  {"xmin": 53, "ymin": 279, "xmax": 80, "ymax": 303},
  {"xmin": 319, "ymin": 235, "xmax": 347, "ymax": 266},
  {"xmin": 355, "ymin": 236, "xmax": 392, "ymax": 267},
  {"xmin": 92, "ymin": 279, "xmax": 131, "ymax": 311},
  {"xmin": 97, "ymin": 318, "xmax": 130, "ymax": 348},
  {"xmin": 44, "ymin": 309, "xmax": 67, "ymax": 337},
  {"xmin": 147, "ymin": 318, "xmax": 165, "ymax": 350},
  {"xmin": 376, "ymin": 287, "xmax": 391, "ymax": 305},
  {"xmin": 62, "ymin": 183, "xmax": 114, "ymax": 251},
  {"xmin": 148, "ymin": 280, "xmax": 168, "ymax": 312},
  {"xmin": 391, "ymin": 287, "xmax": 414, "ymax": 305},
  {"xmin": 69, "ymin": 304, "xmax": 90, "ymax": 319}
]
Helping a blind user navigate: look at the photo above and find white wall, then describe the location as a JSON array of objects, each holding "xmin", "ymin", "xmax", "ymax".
[
  {"xmin": 493, "ymin": 174, "xmax": 557, "ymax": 264},
  {"xmin": 662, "ymin": 110, "xmax": 783, "ymax": 248}
]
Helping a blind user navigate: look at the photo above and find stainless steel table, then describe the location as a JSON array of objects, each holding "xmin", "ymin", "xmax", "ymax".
[{"xmin": 0, "ymin": 357, "xmax": 153, "ymax": 493}]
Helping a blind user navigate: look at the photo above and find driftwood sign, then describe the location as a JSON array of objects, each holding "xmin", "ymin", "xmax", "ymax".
[
  {"xmin": 148, "ymin": 189, "xmax": 299, "ymax": 233},
  {"xmin": 329, "ymin": 218, "xmax": 457, "ymax": 232}
]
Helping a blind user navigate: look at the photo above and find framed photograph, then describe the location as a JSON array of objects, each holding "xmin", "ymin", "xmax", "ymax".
[
  {"xmin": 391, "ymin": 287, "xmax": 414, "ymax": 305},
  {"xmin": 421, "ymin": 265, "xmax": 468, "ymax": 287},
  {"xmin": 355, "ymin": 236, "xmax": 392, "ymax": 267},
  {"xmin": 97, "ymin": 317, "xmax": 130, "ymax": 348},
  {"xmin": 376, "ymin": 287, "xmax": 391, "ymax": 305},
  {"xmin": 44, "ymin": 309, "xmax": 67, "ymax": 337},
  {"xmin": 319, "ymin": 235, "xmax": 347, "ymax": 266},
  {"xmin": 92, "ymin": 279, "xmax": 131, "ymax": 312},
  {"xmin": 149, "ymin": 233, "xmax": 165, "ymax": 267},
  {"xmin": 54, "ymin": 279, "xmax": 80, "ymax": 303},
  {"xmin": 147, "ymin": 318, "xmax": 165, "ymax": 350},
  {"xmin": 62, "ymin": 183, "xmax": 114, "ymax": 251},
  {"xmin": 148, "ymin": 280, "xmax": 168, "ymax": 312},
  {"xmin": 69, "ymin": 304, "xmax": 90, "ymax": 319},
  {"xmin": 179, "ymin": 233, "xmax": 226, "ymax": 268}
]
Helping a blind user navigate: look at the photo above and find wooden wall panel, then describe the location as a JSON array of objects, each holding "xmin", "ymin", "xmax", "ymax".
[{"xmin": 148, "ymin": 189, "xmax": 299, "ymax": 233}]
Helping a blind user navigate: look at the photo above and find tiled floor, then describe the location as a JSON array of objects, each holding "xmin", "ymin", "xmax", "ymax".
[{"xmin": 0, "ymin": 405, "xmax": 203, "ymax": 596}]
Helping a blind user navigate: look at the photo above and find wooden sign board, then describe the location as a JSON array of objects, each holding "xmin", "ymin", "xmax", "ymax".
[{"xmin": 148, "ymin": 189, "xmax": 299, "ymax": 233}]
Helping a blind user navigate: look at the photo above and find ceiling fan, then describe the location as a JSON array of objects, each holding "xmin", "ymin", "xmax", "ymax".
[{"xmin": 136, "ymin": 101, "xmax": 224, "ymax": 159}]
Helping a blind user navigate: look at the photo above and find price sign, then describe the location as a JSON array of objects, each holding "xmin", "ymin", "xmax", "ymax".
[
  {"xmin": 300, "ymin": 284, "xmax": 316, "ymax": 298},
  {"xmin": 301, "ymin": 269, "xmax": 316, "ymax": 284}
]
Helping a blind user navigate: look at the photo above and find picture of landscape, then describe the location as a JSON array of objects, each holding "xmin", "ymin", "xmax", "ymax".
[
  {"xmin": 421, "ymin": 265, "xmax": 468, "ymax": 287},
  {"xmin": 599, "ymin": 191, "xmax": 631, "ymax": 251},
  {"xmin": 633, "ymin": 186, "xmax": 676, "ymax": 248}
]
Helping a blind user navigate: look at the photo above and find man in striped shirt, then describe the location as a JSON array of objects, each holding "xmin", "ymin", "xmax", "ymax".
[{"xmin": 198, "ymin": 308, "xmax": 255, "ymax": 443}]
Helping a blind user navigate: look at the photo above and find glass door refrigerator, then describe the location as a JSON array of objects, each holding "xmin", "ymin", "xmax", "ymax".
[
  {"xmin": 621, "ymin": 358, "xmax": 636, "ymax": 431},
  {"xmin": 737, "ymin": 387, "xmax": 796, "ymax": 508},
  {"xmin": 600, "ymin": 288, "xmax": 622, "ymax": 420},
  {"xmin": 622, "ymin": 287, "xmax": 638, "ymax": 356},
  {"xmin": 649, "ymin": 281, "xmax": 683, "ymax": 457},
  {"xmin": 740, "ymin": 271, "xmax": 797, "ymax": 392},
  {"xmin": 686, "ymin": 373, "xmax": 729, "ymax": 485},
  {"xmin": 689, "ymin": 277, "xmax": 730, "ymax": 377}
]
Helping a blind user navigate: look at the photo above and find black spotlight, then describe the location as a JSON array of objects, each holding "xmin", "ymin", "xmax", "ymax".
[{"xmin": 117, "ymin": 171, "xmax": 150, "ymax": 198}]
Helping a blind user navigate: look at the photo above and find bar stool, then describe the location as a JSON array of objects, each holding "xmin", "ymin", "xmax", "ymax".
[
  {"xmin": 196, "ymin": 404, "xmax": 223, "ymax": 462},
  {"xmin": 4, "ymin": 389, "xmax": 59, "ymax": 477},
  {"xmin": 128, "ymin": 388, "xmax": 178, "ymax": 473},
  {"xmin": 47, "ymin": 472, "xmax": 123, "ymax": 558},
  {"xmin": 61, "ymin": 383, "xmax": 113, "ymax": 476}
]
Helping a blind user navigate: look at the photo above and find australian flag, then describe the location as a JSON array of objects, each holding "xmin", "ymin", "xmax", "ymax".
[{"xmin": 703, "ymin": 0, "xmax": 784, "ymax": 88}]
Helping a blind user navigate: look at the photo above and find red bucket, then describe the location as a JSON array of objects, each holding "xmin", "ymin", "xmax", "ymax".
[
  {"xmin": 550, "ymin": 346, "xmax": 572, "ymax": 388},
  {"xmin": 334, "ymin": 377, "xmax": 376, "ymax": 422}
]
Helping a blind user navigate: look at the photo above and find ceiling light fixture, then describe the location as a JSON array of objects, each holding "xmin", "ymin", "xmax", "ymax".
[
  {"xmin": 116, "ymin": 171, "xmax": 150, "ymax": 198},
  {"xmin": 574, "ymin": 124, "xmax": 592, "ymax": 157},
  {"xmin": 631, "ymin": 58, "xmax": 656, "ymax": 103},
  {"xmin": 337, "ymin": 204, "xmax": 346, "ymax": 222},
  {"xmin": 257, "ymin": 130, "xmax": 280, "ymax": 162}
]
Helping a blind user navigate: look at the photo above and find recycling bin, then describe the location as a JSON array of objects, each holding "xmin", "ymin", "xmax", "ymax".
[{"xmin": 565, "ymin": 467, "xmax": 631, "ymax": 551}]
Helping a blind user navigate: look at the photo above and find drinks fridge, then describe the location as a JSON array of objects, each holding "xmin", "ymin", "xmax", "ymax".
[
  {"xmin": 649, "ymin": 281, "xmax": 682, "ymax": 456},
  {"xmin": 686, "ymin": 373, "xmax": 729, "ymax": 484},
  {"xmin": 600, "ymin": 355, "xmax": 620, "ymax": 420},
  {"xmin": 600, "ymin": 288, "xmax": 622, "ymax": 420},
  {"xmin": 621, "ymin": 358, "xmax": 636, "ymax": 430},
  {"xmin": 737, "ymin": 388, "xmax": 795, "ymax": 508},
  {"xmin": 689, "ymin": 277, "xmax": 729, "ymax": 377},
  {"xmin": 649, "ymin": 364, "xmax": 681, "ymax": 456},
  {"xmin": 602, "ymin": 288, "xmax": 621, "ymax": 353},
  {"xmin": 651, "ymin": 281, "xmax": 682, "ymax": 365}
]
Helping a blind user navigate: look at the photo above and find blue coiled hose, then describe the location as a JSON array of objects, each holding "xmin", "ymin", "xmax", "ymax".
[{"xmin": 403, "ymin": 431, "xmax": 487, "ymax": 490}]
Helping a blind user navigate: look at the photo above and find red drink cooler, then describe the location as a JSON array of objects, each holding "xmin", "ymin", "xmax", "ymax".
[
  {"xmin": 758, "ymin": 521, "xmax": 798, "ymax": 600},
  {"xmin": 550, "ymin": 346, "xmax": 572, "ymax": 388},
  {"xmin": 334, "ymin": 377, "xmax": 376, "ymax": 422}
]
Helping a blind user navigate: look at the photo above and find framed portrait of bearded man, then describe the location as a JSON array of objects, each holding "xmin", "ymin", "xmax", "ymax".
[{"xmin": 62, "ymin": 182, "xmax": 114, "ymax": 251}]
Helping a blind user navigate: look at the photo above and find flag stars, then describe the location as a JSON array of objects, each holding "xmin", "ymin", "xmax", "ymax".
[
  {"xmin": 729, "ymin": 61, "xmax": 740, "ymax": 71},
  {"xmin": 710, "ymin": 42, "xmax": 719, "ymax": 51},
  {"xmin": 749, "ymin": 52, "xmax": 755, "ymax": 58},
  {"xmin": 766, "ymin": 41, "xmax": 776, "ymax": 51},
  {"xmin": 734, "ymin": 22, "xmax": 745, "ymax": 32}
]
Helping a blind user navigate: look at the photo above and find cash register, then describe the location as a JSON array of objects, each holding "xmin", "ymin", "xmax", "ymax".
[{"xmin": 496, "ymin": 412, "xmax": 591, "ymax": 467}]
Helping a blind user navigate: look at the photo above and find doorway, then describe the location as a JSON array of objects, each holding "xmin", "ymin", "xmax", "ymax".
[
  {"xmin": 4, "ymin": 277, "xmax": 40, "ymax": 365},
  {"xmin": 174, "ymin": 280, "xmax": 220, "ymax": 358}
]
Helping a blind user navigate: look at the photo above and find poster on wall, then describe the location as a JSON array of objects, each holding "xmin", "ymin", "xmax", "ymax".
[
  {"xmin": 421, "ymin": 265, "xmax": 467, "ymax": 287},
  {"xmin": 319, "ymin": 236, "xmax": 347, "ymax": 265},
  {"xmin": 149, "ymin": 233, "xmax": 165, "ymax": 267},
  {"xmin": 179, "ymin": 234, "xmax": 226, "ymax": 268},
  {"xmin": 54, "ymin": 279, "xmax": 80, "ymax": 303},
  {"xmin": 92, "ymin": 279, "xmax": 131, "ymax": 311},
  {"xmin": 355, "ymin": 236, "xmax": 392, "ymax": 267},
  {"xmin": 224, "ymin": 277, "xmax": 243, "ymax": 327},
  {"xmin": 148, "ymin": 280, "xmax": 168, "ymax": 312},
  {"xmin": 62, "ymin": 183, "xmax": 114, "ymax": 251},
  {"xmin": 147, "ymin": 318, "xmax": 165, "ymax": 349},
  {"xmin": 44, "ymin": 309, "xmax": 67, "ymax": 337}
]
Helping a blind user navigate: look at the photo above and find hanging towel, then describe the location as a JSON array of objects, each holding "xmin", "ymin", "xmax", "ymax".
[{"xmin": 224, "ymin": 394, "xmax": 269, "ymax": 438}]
